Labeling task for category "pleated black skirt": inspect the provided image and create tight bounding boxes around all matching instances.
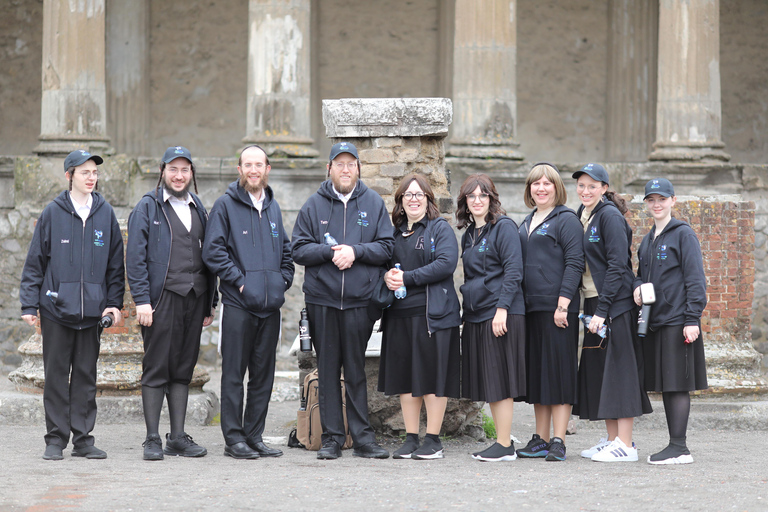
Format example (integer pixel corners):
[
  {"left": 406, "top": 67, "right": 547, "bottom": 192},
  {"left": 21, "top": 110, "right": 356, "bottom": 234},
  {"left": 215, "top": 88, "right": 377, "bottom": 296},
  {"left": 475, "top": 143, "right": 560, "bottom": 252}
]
[
  {"left": 461, "top": 313, "right": 526, "bottom": 403},
  {"left": 377, "top": 314, "right": 461, "bottom": 398},
  {"left": 644, "top": 323, "right": 708, "bottom": 392},
  {"left": 524, "top": 311, "right": 579, "bottom": 405},
  {"left": 572, "top": 298, "right": 653, "bottom": 420}
]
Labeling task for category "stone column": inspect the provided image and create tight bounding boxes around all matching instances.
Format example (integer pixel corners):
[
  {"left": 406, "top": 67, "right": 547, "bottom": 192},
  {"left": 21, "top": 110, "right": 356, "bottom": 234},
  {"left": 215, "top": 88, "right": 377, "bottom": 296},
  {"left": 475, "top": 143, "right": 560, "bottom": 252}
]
[
  {"left": 606, "top": 0, "right": 658, "bottom": 162},
  {"left": 35, "top": 0, "right": 110, "bottom": 156},
  {"left": 106, "top": 0, "right": 150, "bottom": 156},
  {"left": 649, "top": 0, "right": 730, "bottom": 162},
  {"left": 448, "top": 0, "right": 523, "bottom": 160},
  {"left": 243, "top": 0, "right": 318, "bottom": 158}
]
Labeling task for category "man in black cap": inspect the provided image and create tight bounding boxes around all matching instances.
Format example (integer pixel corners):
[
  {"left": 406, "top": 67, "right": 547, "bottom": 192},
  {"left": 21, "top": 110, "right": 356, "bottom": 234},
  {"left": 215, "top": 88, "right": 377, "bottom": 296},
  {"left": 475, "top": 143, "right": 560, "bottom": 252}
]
[
  {"left": 203, "top": 144, "right": 294, "bottom": 459},
  {"left": 291, "top": 142, "right": 394, "bottom": 460},
  {"left": 127, "top": 146, "right": 217, "bottom": 460},
  {"left": 20, "top": 149, "right": 125, "bottom": 461}
]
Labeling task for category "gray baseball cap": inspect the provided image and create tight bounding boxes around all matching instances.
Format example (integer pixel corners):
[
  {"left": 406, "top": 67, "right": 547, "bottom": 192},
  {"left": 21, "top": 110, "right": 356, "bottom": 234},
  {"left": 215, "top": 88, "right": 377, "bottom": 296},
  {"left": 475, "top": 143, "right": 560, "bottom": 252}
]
[
  {"left": 329, "top": 142, "right": 359, "bottom": 161},
  {"left": 572, "top": 163, "right": 609, "bottom": 185},
  {"left": 162, "top": 146, "right": 193, "bottom": 164},
  {"left": 64, "top": 149, "right": 103, "bottom": 172},
  {"left": 644, "top": 178, "right": 675, "bottom": 199}
]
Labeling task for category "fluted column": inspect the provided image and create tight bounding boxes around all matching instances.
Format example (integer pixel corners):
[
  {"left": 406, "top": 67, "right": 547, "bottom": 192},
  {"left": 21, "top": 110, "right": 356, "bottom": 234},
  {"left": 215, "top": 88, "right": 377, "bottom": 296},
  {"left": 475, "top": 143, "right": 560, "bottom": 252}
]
[
  {"left": 243, "top": 0, "right": 317, "bottom": 157},
  {"left": 447, "top": 0, "right": 523, "bottom": 160},
  {"left": 35, "top": 0, "right": 110, "bottom": 156},
  {"left": 649, "top": 0, "right": 729, "bottom": 162}
]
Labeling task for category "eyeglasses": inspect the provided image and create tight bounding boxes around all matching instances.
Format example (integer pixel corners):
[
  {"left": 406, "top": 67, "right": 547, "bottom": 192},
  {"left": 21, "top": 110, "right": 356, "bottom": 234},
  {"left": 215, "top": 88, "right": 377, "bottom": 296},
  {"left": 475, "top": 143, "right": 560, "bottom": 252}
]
[
  {"left": 403, "top": 192, "right": 425, "bottom": 201},
  {"left": 242, "top": 162, "right": 267, "bottom": 170},
  {"left": 332, "top": 161, "right": 358, "bottom": 170},
  {"left": 166, "top": 167, "right": 191, "bottom": 175},
  {"left": 76, "top": 171, "right": 99, "bottom": 179},
  {"left": 467, "top": 193, "right": 489, "bottom": 203}
]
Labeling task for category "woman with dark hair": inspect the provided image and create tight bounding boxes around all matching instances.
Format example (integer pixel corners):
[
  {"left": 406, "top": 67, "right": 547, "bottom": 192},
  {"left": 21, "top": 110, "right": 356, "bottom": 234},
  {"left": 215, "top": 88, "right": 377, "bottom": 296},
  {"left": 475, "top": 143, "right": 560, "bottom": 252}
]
[
  {"left": 570, "top": 163, "right": 651, "bottom": 463},
  {"left": 635, "top": 178, "right": 707, "bottom": 465},
  {"left": 456, "top": 173, "right": 526, "bottom": 462},
  {"left": 516, "top": 163, "right": 584, "bottom": 462},
  {"left": 378, "top": 174, "right": 461, "bottom": 460}
]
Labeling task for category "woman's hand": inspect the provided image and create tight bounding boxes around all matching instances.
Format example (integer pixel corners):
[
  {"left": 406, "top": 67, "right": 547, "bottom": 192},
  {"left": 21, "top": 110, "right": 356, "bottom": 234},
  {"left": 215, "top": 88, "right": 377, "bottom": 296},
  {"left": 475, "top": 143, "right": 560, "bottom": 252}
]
[
  {"left": 589, "top": 314, "right": 605, "bottom": 334},
  {"left": 633, "top": 286, "right": 642, "bottom": 306},
  {"left": 492, "top": 308, "right": 508, "bottom": 337},
  {"left": 384, "top": 268, "right": 404, "bottom": 291},
  {"left": 554, "top": 298, "right": 570, "bottom": 328},
  {"left": 683, "top": 325, "right": 700, "bottom": 344}
]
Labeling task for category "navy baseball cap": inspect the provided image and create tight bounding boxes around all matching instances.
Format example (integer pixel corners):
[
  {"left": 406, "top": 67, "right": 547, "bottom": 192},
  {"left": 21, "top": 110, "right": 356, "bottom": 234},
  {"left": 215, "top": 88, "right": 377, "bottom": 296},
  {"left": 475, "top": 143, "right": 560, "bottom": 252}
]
[
  {"left": 64, "top": 149, "right": 103, "bottom": 172},
  {"left": 162, "top": 146, "right": 193, "bottom": 164},
  {"left": 644, "top": 178, "right": 675, "bottom": 199},
  {"left": 572, "top": 163, "right": 609, "bottom": 185},
  {"left": 329, "top": 142, "right": 359, "bottom": 161}
]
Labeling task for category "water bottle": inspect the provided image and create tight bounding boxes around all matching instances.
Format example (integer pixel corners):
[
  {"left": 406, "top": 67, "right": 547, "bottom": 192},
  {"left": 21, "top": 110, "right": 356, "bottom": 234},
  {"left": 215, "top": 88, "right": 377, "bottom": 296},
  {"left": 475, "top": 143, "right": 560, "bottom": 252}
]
[
  {"left": 578, "top": 314, "right": 607, "bottom": 339},
  {"left": 324, "top": 233, "right": 339, "bottom": 246},
  {"left": 46, "top": 290, "right": 58, "bottom": 303},
  {"left": 299, "top": 308, "right": 312, "bottom": 352},
  {"left": 394, "top": 263, "right": 407, "bottom": 299}
]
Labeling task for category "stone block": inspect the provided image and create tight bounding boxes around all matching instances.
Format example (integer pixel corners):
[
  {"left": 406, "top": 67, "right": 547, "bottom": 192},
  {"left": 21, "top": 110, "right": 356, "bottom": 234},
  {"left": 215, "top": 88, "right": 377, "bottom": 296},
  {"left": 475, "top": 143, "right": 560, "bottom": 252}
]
[
  {"left": 367, "top": 178, "right": 394, "bottom": 196},
  {"left": 395, "top": 147, "right": 419, "bottom": 163},
  {"left": 375, "top": 137, "right": 403, "bottom": 148},
  {"left": 360, "top": 149, "right": 394, "bottom": 164},
  {"left": 323, "top": 98, "right": 453, "bottom": 138},
  {"left": 380, "top": 163, "right": 407, "bottom": 177},
  {"left": 361, "top": 163, "right": 381, "bottom": 178}
]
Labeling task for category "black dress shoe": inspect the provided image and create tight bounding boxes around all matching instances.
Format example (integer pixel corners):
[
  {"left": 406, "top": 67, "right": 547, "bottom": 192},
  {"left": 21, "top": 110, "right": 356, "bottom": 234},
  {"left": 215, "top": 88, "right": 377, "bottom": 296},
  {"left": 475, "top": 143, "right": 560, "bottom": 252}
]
[
  {"left": 317, "top": 439, "right": 341, "bottom": 460},
  {"left": 71, "top": 445, "right": 107, "bottom": 459},
  {"left": 248, "top": 441, "right": 283, "bottom": 457},
  {"left": 224, "top": 442, "right": 260, "bottom": 459},
  {"left": 43, "top": 444, "right": 63, "bottom": 461},
  {"left": 353, "top": 442, "right": 390, "bottom": 459}
]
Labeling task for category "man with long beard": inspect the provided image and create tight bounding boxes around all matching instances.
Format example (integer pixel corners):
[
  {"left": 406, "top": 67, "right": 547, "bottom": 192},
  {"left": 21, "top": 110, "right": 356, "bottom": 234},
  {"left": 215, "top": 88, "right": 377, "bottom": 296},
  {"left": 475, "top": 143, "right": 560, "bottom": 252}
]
[
  {"left": 292, "top": 142, "right": 394, "bottom": 460},
  {"left": 203, "top": 144, "right": 294, "bottom": 459},
  {"left": 127, "top": 146, "right": 217, "bottom": 460}
]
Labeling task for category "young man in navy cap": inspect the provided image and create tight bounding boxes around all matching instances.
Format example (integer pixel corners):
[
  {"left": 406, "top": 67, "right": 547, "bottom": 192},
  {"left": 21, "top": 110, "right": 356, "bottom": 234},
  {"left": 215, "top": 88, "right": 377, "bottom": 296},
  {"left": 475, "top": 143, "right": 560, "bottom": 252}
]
[
  {"left": 127, "top": 146, "right": 217, "bottom": 460},
  {"left": 20, "top": 149, "right": 125, "bottom": 460},
  {"left": 291, "top": 142, "right": 394, "bottom": 459}
]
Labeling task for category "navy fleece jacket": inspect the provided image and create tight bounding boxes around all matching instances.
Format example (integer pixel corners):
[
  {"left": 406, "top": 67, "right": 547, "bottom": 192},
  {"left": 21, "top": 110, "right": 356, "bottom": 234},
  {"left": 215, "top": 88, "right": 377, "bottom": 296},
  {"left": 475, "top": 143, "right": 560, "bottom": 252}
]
[
  {"left": 519, "top": 205, "right": 584, "bottom": 313},
  {"left": 634, "top": 218, "right": 707, "bottom": 329}
]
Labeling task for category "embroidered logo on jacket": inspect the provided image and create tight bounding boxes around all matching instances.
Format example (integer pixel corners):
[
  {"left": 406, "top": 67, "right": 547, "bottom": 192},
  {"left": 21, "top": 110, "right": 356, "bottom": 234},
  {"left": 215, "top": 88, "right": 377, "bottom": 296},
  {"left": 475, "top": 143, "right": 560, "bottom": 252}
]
[
  {"left": 357, "top": 211, "right": 369, "bottom": 227},
  {"left": 270, "top": 222, "right": 279, "bottom": 238},
  {"left": 656, "top": 244, "right": 668, "bottom": 260},
  {"left": 536, "top": 223, "right": 549, "bottom": 236},
  {"left": 588, "top": 226, "right": 601, "bottom": 243},
  {"left": 94, "top": 230, "right": 105, "bottom": 247},
  {"left": 415, "top": 236, "right": 424, "bottom": 250},
  {"left": 478, "top": 238, "right": 488, "bottom": 253},
  {"left": 430, "top": 237, "right": 436, "bottom": 253}
]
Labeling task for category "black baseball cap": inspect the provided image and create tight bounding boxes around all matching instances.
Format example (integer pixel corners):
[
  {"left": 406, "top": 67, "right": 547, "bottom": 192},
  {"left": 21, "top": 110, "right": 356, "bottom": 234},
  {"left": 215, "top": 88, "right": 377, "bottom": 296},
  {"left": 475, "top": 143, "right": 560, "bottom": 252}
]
[
  {"left": 644, "top": 178, "right": 675, "bottom": 199},
  {"left": 329, "top": 142, "right": 359, "bottom": 161},
  {"left": 162, "top": 146, "right": 193, "bottom": 164},
  {"left": 572, "top": 163, "right": 609, "bottom": 185},
  {"left": 64, "top": 149, "right": 103, "bottom": 172}
]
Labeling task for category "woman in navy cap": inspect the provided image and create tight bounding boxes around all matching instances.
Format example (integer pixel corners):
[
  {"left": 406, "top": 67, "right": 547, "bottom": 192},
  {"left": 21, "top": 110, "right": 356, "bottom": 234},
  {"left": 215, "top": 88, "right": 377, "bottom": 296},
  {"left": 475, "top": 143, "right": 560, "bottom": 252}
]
[
  {"left": 635, "top": 178, "right": 707, "bottom": 464},
  {"left": 571, "top": 163, "right": 651, "bottom": 463}
]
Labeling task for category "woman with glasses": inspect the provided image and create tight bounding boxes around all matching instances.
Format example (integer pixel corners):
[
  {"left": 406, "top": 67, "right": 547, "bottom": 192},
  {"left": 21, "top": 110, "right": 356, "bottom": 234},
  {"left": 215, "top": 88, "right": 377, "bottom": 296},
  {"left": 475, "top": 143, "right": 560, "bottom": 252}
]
[
  {"left": 456, "top": 174, "right": 526, "bottom": 462},
  {"left": 570, "top": 164, "right": 651, "bottom": 463},
  {"left": 516, "top": 163, "right": 583, "bottom": 462},
  {"left": 378, "top": 174, "right": 461, "bottom": 460}
]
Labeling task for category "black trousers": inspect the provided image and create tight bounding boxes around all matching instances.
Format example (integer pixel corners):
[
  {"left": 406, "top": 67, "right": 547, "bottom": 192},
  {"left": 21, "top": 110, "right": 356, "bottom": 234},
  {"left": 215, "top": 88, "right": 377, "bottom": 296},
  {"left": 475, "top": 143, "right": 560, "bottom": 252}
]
[
  {"left": 306, "top": 304, "right": 376, "bottom": 448},
  {"left": 141, "top": 290, "right": 206, "bottom": 387},
  {"left": 220, "top": 306, "right": 280, "bottom": 446},
  {"left": 41, "top": 316, "right": 100, "bottom": 448}
]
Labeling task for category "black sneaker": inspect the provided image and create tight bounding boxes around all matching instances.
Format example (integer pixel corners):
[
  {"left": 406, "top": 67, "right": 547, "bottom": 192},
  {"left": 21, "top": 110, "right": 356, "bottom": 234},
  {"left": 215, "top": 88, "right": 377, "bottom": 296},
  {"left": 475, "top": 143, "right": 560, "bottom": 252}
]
[
  {"left": 353, "top": 442, "right": 390, "bottom": 459},
  {"left": 472, "top": 442, "right": 517, "bottom": 462},
  {"left": 43, "top": 444, "right": 63, "bottom": 461},
  {"left": 143, "top": 434, "right": 164, "bottom": 461},
  {"left": 71, "top": 445, "right": 107, "bottom": 459},
  {"left": 411, "top": 437, "right": 444, "bottom": 460},
  {"left": 545, "top": 437, "right": 566, "bottom": 461},
  {"left": 393, "top": 435, "right": 420, "bottom": 460},
  {"left": 648, "top": 438, "right": 693, "bottom": 465},
  {"left": 317, "top": 439, "right": 342, "bottom": 460},
  {"left": 164, "top": 433, "right": 207, "bottom": 457},
  {"left": 516, "top": 434, "right": 549, "bottom": 458}
]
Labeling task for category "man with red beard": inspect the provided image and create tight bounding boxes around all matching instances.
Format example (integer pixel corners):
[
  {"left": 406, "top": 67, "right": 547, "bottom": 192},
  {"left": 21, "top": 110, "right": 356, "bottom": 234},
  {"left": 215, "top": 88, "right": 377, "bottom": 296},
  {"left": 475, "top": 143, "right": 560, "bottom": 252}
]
[
  {"left": 127, "top": 146, "right": 217, "bottom": 460},
  {"left": 292, "top": 142, "right": 394, "bottom": 459},
  {"left": 203, "top": 145, "right": 294, "bottom": 459}
]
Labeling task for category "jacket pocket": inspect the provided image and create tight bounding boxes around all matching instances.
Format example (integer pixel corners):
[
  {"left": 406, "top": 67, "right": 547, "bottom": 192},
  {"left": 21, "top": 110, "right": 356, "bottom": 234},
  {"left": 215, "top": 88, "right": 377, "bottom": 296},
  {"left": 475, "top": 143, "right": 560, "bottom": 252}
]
[
  {"left": 524, "top": 264, "right": 557, "bottom": 296},
  {"left": 460, "top": 278, "right": 495, "bottom": 312},
  {"left": 82, "top": 281, "right": 106, "bottom": 318},
  {"left": 54, "top": 281, "right": 82, "bottom": 322},
  {"left": 242, "top": 270, "right": 286, "bottom": 311}
]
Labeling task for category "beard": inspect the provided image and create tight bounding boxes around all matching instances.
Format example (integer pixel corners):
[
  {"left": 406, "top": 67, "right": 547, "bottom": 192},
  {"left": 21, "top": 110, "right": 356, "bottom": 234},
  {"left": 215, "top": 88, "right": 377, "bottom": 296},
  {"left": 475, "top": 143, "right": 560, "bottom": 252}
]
[
  {"left": 240, "top": 173, "right": 268, "bottom": 195},
  {"left": 163, "top": 175, "right": 191, "bottom": 199},
  {"left": 331, "top": 174, "right": 357, "bottom": 195}
]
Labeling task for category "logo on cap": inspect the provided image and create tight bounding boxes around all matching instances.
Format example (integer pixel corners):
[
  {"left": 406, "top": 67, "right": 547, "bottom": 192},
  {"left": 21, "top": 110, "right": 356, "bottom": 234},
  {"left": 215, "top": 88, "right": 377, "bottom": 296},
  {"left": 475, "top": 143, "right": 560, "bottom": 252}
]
[
  {"left": 651, "top": 180, "right": 660, "bottom": 189},
  {"left": 175, "top": 147, "right": 184, "bottom": 154}
]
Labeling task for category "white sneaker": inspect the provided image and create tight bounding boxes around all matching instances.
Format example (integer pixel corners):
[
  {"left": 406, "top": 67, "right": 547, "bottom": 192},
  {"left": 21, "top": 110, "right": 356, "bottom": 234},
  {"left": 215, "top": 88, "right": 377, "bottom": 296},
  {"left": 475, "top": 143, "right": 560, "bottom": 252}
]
[
  {"left": 591, "top": 438, "right": 638, "bottom": 462},
  {"left": 580, "top": 437, "right": 610, "bottom": 458}
]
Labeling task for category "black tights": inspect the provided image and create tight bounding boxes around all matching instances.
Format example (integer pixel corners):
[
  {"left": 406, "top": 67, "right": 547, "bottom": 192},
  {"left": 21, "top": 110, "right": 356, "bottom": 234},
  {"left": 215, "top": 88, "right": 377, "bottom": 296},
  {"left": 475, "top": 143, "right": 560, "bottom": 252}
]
[
  {"left": 662, "top": 391, "right": 690, "bottom": 439},
  {"left": 142, "top": 383, "right": 189, "bottom": 437}
]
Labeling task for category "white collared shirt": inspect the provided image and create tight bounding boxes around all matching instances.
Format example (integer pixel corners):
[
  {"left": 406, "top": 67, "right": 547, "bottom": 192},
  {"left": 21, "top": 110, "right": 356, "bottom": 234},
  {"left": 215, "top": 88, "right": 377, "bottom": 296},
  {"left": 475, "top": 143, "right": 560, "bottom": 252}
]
[
  {"left": 249, "top": 190, "right": 265, "bottom": 213},
  {"left": 332, "top": 185, "right": 353, "bottom": 205},
  {"left": 69, "top": 192, "right": 93, "bottom": 226},
  {"left": 163, "top": 189, "right": 194, "bottom": 231}
]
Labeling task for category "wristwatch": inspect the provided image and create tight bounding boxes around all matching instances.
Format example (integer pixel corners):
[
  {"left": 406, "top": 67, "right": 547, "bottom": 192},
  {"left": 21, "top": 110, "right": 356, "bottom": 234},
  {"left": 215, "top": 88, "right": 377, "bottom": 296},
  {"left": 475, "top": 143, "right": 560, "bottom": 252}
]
[{"left": 556, "top": 306, "right": 568, "bottom": 313}]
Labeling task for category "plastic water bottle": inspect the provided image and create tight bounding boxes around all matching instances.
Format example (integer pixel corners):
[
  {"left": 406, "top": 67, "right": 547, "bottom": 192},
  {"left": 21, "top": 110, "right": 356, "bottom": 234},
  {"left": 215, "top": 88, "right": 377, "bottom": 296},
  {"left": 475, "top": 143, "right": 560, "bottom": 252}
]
[
  {"left": 578, "top": 314, "right": 607, "bottom": 338},
  {"left": 46, "top": 290, "right": 58, "bottom": 303},
  {"left": 394, "top": 263, "right": 407, "bottom": 299},
  {"left": 324, "top": 232, "right": 339, "bottom": 246}
]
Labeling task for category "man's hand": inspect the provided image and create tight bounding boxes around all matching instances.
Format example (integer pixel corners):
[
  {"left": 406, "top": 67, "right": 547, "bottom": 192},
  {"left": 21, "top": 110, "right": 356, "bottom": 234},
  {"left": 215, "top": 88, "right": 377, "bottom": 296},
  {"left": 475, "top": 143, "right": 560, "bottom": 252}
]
[
  {"left": 203, "top": 308, "right": 215, "bottom": 327},
  {"left": 136, "top": 304, "right": 153, "bottom": 327},
  {"left": 21, "top": 314, "right": 37, "bottom": 327},
  {"left": 103, "top": 307, "right": 122, "bottom": 326},
  {"left": 332, "top": 245, "right": 356, "bottom": 270}
]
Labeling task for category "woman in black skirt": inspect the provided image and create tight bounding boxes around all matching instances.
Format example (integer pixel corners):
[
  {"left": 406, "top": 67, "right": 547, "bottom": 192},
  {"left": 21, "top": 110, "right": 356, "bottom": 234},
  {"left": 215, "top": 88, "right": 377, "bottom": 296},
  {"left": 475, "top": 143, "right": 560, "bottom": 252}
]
[
  {"left": 378, "top": 174, "right": 461, "bottom": 460},
  {"left": 516, "top": 163, "right": 584, "bottom": 462},
  {"left": 570, "top": 163, "right": 651, "bottom": 462},
  {"left": 634, "top": 178, "right": 708, "bottom": 465},
  {"left": 457, "top": 173, "right": 526, "bottom": 462}
]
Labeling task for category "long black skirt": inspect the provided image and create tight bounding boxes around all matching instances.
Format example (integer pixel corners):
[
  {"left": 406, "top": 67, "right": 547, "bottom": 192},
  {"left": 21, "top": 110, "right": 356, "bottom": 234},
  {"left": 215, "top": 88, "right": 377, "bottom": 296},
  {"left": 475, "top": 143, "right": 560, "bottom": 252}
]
[
  {"left": 377, "top": 314, "right": 461, "bottom": 398},
  {"left": 572, "top": 298, "right": 653, "bottom": 420},
  {"left": 524, "top": 311, "right": 579, "bottom": 405},
  {"left": 461, "top": 314, "right": 526, "bottom": 403},
  {"left": 644, "top": 323, "right": 708, "bottom": 392}
]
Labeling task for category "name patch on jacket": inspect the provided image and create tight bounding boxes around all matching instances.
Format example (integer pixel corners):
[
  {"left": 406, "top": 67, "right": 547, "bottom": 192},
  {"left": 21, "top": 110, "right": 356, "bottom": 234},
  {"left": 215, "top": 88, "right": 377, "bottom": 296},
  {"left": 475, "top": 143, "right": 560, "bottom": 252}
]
[
  {"left": 656, "top": 244, "right": 668, "bottom": 260},
  {"left": 588, "top": 226, "right": 600, "bottom": 243},
  {"left": 535, "top": 223, "right": 549, "bottom": 236},
  {"left": 61, "top": 239, "right": 70, "bottom": 244},
  {"left": 94, "top": 230, "right": 105, "bottom": 247},
  {"left": 357, "top": 211, "right": 369, "bottom": 227}
]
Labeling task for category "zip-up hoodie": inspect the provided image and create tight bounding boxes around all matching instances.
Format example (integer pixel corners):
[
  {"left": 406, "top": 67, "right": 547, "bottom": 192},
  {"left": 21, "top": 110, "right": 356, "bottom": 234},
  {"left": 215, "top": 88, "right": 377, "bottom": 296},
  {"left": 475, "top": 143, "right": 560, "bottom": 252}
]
[
  {"left": 20, "top": 191, "right": 125, "bottom": 329},
  {"left": 460, "top": 216, "right": 525, "bottom": 323},
  {"left": 634, "top": 218, "right": 707, "bottom": 329},
  {"left": 519, "top": 205, "right": 584, "bottom": 313},
  {"left": 576, "top": 199, "right": 635, "bottom": 319},
  {"left": 126, "top": 187, "right": 218, "bottom": 316},
  {"left": 397, "top": 216, "right": 461, "bottom": 332},
  {"left": 291, "top": 179, "right": 394, "bottom": 309},
  {"left": 203, "top": 181, "right": 294, "bottom": 316}
]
